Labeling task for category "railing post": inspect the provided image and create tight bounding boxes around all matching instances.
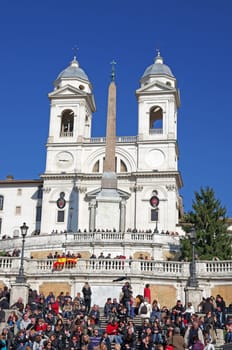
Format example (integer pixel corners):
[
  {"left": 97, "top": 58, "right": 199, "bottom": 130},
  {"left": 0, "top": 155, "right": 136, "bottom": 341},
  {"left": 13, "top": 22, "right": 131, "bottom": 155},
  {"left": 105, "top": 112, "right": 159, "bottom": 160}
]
[{"left": 130, "top": 260, "right": 141, "bottom": 274}]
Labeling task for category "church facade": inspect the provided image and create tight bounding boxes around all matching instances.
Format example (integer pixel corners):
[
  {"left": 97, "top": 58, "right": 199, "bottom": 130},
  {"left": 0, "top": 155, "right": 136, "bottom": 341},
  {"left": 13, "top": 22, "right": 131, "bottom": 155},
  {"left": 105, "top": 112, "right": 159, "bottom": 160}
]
[{"left": 0, "top": 52, "right": 184, "bottom": 243}]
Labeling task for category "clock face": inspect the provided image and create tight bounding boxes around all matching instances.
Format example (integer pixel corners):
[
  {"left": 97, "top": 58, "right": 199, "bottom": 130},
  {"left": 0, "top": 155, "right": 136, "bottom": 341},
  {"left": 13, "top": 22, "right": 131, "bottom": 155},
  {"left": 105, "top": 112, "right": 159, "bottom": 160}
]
[
  {"left": 56, "top": 151, "right": 73, "bottom": 168},
  {"left": 57, "top": 193, "right": 66, "bottom": 209},
  {"left": 150, "top": 195, "right": 159, "bottom": 208}
]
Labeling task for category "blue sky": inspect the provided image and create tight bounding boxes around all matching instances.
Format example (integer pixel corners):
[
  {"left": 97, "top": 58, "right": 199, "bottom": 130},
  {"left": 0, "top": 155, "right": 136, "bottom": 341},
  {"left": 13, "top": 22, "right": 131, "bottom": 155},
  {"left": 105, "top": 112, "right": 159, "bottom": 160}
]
[{"left": 0, "top": 0, "right": 232, "bottom": 215}]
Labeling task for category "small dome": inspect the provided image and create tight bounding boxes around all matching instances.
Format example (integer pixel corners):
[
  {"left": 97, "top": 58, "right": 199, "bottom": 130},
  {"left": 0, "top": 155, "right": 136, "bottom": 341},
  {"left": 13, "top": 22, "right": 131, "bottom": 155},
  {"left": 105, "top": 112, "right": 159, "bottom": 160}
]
[
  {"left": 56, "top": 56, "right": 89, "bottom": 82},
  {"left": 142, "top": 52, "right": 174, "bottom": 79}
]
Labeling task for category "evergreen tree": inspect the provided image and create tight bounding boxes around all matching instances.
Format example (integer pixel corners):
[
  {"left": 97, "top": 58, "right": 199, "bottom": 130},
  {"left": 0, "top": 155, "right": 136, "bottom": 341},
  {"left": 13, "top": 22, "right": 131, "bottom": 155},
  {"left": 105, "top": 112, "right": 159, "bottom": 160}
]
[{"left": 180, "top": 186, "right": 232, "bottom": 260}]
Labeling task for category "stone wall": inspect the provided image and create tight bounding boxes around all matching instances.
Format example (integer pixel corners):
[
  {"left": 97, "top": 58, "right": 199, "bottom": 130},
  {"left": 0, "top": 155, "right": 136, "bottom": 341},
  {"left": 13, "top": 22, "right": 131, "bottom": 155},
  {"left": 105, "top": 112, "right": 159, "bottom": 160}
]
[
  {"left": 150, "top": 284, "right": 177, "bottom": 308},
  {"left": 212, "top": 285, "right": 232, "bottom": 305},
  {"left": 39, "top": 282, "right": 71, "bottom": 297}
]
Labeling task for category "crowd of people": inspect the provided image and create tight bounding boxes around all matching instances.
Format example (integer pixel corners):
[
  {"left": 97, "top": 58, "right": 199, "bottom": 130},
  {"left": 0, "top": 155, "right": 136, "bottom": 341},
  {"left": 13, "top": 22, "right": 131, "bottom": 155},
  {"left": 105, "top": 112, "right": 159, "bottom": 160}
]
[
  {"left": 48, "top": 229, "right": 179, "bottom": 236},
  {"left": 47, "top": 252, "right": 83, "bottom": 260},
  {"left": 0, "top": 249, "right": 20, "bottom": 257},
  {"left": 47, "top": 251, "right": 157, "bottom": 261},
  {"left": 0, "top": 282, "right": 232, "bottom": 350}
]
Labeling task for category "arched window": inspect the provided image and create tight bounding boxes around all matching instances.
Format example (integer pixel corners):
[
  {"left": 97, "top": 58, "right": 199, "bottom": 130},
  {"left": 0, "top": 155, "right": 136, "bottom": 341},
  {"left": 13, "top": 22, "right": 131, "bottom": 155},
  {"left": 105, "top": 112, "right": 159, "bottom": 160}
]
[
  {"left": 92, "top": 157, "right": 128, "bottom": 173},
  {"left": 0, "top": 195, "right": 4, "bottom": 210},
  {"left": 149, "top": 106, "right": 163, "bottom": 134},
  {"left": 92, "top": 160, "right": 100, "bottom": 172},
  {"left": 120, "top": 159, "right": 127, "bottom": 172},
  {"left": 60, "top": 109, "right": 74, "bottom": 137}
]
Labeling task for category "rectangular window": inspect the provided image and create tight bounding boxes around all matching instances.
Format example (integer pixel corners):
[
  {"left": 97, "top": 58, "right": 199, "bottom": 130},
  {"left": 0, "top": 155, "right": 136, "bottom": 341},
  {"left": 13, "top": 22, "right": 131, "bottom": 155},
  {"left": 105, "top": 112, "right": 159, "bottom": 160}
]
[
  {"left": 36, "top": 206, "right": 42, "bottom": 222},
  {"left": 17, "top": 189, "right": 22, "bottom": 196},
  {"left": 0, "top": 218, "right": 2, "bottom": 234},
  {"left": 151, "top": 209, "right": 159, "bottom": 222},
  {"left": 57, "top": 210, "right": 65, "bottom": 222},
  {"left": 15, "top": 206, "right": 21, "bottom": 215},
  {"left": 0, "top": 196, "right": 4, "bottom": 210}
]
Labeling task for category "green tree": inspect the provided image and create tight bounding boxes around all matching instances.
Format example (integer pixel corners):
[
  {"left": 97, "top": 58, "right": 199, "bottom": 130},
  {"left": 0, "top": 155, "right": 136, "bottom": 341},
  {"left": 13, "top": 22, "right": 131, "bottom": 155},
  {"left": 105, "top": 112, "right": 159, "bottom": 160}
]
[{"left": 180, "top": 186, "right": 232, "bottom": 260}]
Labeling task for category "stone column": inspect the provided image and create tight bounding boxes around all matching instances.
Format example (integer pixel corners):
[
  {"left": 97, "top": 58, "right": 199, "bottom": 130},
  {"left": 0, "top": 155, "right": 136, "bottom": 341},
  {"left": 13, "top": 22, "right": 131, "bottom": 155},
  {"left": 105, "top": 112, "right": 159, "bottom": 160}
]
[
  {"left": 120, "top": 199, "right": 126, "bottom": 232},
  {"left": 89, "top": 200, "right": 96, "bottom": 232}
]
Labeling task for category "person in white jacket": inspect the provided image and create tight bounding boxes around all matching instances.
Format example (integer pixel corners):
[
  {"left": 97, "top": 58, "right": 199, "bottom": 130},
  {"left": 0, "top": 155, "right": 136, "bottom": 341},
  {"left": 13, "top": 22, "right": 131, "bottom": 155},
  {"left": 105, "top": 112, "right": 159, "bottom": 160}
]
[
  {"left": 138, "top": 297, "right": 152, "bottom": 323},
  {"left": 183, "top": 302, "right": 195, "bottom": 323}
]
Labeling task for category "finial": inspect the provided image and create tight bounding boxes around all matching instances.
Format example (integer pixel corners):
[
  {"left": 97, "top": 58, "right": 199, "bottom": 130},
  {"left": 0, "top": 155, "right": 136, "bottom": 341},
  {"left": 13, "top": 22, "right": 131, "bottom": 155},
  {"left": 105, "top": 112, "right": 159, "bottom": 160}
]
[
  {"left": 154, "top": 48, "right": 163, "bottom": 64},
  {"left": 72, "top": 45, "right": 79, "bottom": 60},
  {"left": 110, "top": 59, "right": 117, "bottom": 81}
]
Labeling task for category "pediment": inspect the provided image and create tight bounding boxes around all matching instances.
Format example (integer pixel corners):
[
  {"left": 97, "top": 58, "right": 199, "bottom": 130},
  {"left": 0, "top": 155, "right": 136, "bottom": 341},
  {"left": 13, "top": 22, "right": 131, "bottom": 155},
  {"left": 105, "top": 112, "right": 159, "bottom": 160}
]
[
  {"left": 48, "top": 85, "right": 86, "bottom": 98},
  {"left": 136, "top": 81, "right": 175, "bottom": 94}
]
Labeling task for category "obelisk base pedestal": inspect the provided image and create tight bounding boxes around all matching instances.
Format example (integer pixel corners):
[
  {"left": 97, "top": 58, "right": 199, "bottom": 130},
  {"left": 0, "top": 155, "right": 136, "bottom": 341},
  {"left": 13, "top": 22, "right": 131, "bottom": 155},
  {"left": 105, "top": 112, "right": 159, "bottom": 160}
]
[
  {"left": 10, "top": 282, "right": 29, "bottom": 306},
  {"left": 184, "top": 286, "right": 203, "bottom": 312}
]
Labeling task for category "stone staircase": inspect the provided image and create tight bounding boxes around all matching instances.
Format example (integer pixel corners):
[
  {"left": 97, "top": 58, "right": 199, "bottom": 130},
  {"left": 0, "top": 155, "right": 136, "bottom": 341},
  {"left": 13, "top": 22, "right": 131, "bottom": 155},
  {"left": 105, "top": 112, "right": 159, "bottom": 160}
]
[
  {"left": 0, "top": 308, "right": 227, "bottom": 349},
  {"left": 98, "top": 309, "right": 142, "bottom": 349}
]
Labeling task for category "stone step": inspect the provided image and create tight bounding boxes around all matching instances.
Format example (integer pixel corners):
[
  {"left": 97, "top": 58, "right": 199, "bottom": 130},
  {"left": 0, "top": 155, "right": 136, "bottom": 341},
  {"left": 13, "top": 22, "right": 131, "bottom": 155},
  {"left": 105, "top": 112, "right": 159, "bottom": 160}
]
[{"left": 215, "top": 328, "right": 225, "bottom": 347}]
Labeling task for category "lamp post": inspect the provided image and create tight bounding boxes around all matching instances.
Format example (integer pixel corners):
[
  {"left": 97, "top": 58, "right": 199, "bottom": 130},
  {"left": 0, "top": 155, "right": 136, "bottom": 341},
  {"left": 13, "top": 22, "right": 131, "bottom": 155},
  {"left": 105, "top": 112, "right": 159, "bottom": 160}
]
[
  {"left": 154, "top": 208, "right": 159, "bottom": 233},
  {"left": 69, "top": 206, "right": 74, "bottom": 232},
  {"left": 188, "top": 227, "right": 198, "bottom": 288},
  {"left": 16, "top": 222, "right": 28, "bottom": 283},
  {"left": 130, "top": 184, "right": 143, "bottom": 231}
]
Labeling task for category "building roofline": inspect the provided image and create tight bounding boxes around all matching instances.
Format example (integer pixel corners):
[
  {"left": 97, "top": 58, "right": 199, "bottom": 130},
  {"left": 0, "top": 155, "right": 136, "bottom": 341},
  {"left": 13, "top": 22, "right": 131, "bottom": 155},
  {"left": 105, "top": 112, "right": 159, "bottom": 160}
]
[{"left": 0, "top": 179, "right": 42, "bottom": 186}]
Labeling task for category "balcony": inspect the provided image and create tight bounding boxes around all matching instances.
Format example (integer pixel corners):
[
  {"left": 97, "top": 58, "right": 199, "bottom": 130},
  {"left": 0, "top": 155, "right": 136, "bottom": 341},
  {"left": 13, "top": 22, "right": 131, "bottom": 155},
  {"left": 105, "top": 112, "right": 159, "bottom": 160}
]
[
  {"left": 60, "top": 131, "right": 73, "bottom": 137},
  {"left": 149, "top": 128, "right": 163, "bottom": 134}
]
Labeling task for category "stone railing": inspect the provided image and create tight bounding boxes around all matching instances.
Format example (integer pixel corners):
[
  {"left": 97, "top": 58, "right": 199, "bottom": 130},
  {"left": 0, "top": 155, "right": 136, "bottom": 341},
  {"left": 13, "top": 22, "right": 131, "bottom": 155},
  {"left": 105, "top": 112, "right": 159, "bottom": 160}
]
[
  {"left": 196, "top": 260, "right": 232, "bottom": 275},
  {"left": 0, "top": 232, "right": 180, "bottom": 252},
  {"left": 0, "top": 257, "right": 13, "bottom": 269},
  {"left": 73, "top": 232, "right": 95, "bottom": 241},
  {"left": 60, "top": 131, "right": 73, "bottom": 137},
  {"left": 1, "top": 257, "right": 232, "bottom": 281},
  {"left": 73, "top": 232, "right": 125, "bottom": 241},
  {"left": 149, "top": 128, "right": 163, "bottom": 134},
  {"left": 131, "top": 232, "right": 153, "bottom": 241},
  {"left": 89, "top": 136, "right": 138, "bottom": 143}
]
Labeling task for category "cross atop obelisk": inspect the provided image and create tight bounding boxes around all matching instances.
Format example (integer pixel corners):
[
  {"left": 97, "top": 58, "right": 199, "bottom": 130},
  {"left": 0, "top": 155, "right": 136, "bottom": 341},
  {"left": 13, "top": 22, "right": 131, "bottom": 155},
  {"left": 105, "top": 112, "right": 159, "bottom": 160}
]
[
  {"left": 101, "top": 60, "right": 117, "bottom": 189},
  {"left": 110, "top": 59, "right": 116, "bottom": 81}
]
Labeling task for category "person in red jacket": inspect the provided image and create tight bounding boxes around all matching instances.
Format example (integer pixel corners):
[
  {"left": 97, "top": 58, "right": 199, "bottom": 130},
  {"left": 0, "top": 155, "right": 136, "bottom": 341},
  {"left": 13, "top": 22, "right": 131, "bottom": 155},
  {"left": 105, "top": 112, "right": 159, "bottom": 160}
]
[
  {"left": 48, "top": 297, "right": 60, "bottom": 315},
  {"left": 35, "top": 318, "right": 48, "bottom": 332},
  {"left": 144, "top": 284, "right": 151, "bottom": 304},
  {"left": 106, "top": 319, "right": 119, "bottom": 342}
]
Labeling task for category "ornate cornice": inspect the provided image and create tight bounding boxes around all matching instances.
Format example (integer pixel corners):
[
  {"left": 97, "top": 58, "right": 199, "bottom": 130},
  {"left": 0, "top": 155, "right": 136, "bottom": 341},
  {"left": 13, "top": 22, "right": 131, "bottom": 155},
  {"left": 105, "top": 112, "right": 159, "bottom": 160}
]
[{"left": 41, "top": 171, "right": 183, "bottom": 188}]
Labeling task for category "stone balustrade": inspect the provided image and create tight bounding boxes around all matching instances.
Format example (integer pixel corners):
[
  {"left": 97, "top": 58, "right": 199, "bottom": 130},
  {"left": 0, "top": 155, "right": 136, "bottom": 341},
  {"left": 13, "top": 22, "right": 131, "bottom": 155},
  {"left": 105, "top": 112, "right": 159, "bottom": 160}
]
[
  {"left": 89, "top": 136, "right": 138, "bottom": 143},
  {"left": 0, "top": 232, "right": 180, "bottom": 260},
  {"left": 1, "top": 257, "right": 232, "bottom": 281},
  {"left": 196, "top": 260, "right": 232, "bottom": 274}
]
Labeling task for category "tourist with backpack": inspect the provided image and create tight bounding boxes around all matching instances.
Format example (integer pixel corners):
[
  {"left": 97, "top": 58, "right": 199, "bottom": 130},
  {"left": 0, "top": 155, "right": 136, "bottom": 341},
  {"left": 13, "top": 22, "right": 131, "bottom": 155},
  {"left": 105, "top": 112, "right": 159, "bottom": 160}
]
[{"left": 138, "top": 297, "right": 152, "bottom": 323}]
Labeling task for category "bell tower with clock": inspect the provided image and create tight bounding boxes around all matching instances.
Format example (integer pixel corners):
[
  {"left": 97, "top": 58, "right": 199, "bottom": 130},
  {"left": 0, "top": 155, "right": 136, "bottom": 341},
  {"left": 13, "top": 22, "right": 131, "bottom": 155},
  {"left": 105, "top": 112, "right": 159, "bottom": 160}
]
[
  {"left": 44, "top": 55, "right": 96, "bottom": 174},
  {"left": 135, "top": 51, "right": 182, "bottom": 232},
  {"left": 40, "top": 55, "right": 96, "bottom": 234}
]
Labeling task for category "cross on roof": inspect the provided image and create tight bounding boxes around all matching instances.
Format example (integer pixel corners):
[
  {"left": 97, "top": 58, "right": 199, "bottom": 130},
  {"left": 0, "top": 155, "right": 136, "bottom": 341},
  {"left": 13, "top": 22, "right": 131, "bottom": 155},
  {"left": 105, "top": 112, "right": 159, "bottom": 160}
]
[
  {"left": 156, "top": 48, "right": 160, "bottom": 57},
  {"left": 72, "top": 45, "right": 79, "bottom": 59}
]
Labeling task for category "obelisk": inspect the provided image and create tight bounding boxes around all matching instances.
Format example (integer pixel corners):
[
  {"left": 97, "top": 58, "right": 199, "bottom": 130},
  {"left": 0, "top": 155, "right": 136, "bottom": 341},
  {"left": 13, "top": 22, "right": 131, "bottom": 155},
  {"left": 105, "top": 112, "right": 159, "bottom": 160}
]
[
  {"left": 101, "top": 60, "right": 117, "bottom": 189},
  {"left": 95, "top": 61, "right": 121, "bottom": 231}
]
